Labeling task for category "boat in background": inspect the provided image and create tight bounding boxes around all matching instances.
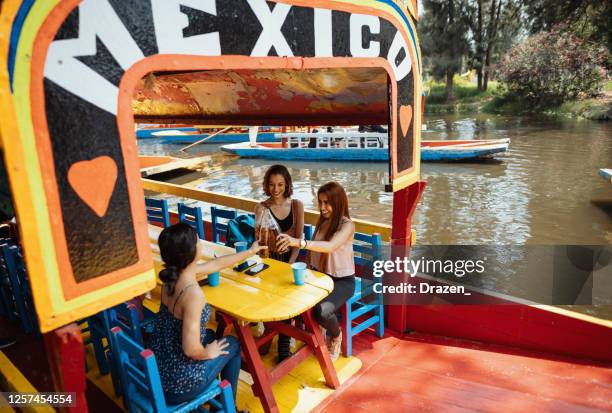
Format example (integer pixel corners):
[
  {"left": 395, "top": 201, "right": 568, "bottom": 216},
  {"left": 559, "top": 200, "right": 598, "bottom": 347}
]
[
  {"left": 136, "top": 125, "right": 194, "bottom": 139},
  {"left": 221, "top": 134, "right": 510, "bottom": 162},
  {"left": 138, "top": 155, "right": 209, "bottom": 177},
  {"left": 421, "top": 138, "right": 510, "bottom": 161},
  {"left": 600, "top": 168, "right": 612, "bottom": 184},
  {"left": 136, "top": 125, "right": 280, "bottom": 144}
]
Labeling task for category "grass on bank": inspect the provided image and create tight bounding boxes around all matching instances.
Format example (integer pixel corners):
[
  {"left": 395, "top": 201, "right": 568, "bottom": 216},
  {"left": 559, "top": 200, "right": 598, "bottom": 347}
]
[
  {"left": 425, "top": 76, "right": 611, "bottom": 120},
  {"left": 424, "top": 76, "right": 500, "bottom": 113},
  {"left": 424, "top": 76, "right": 499, "bottom": 104}
]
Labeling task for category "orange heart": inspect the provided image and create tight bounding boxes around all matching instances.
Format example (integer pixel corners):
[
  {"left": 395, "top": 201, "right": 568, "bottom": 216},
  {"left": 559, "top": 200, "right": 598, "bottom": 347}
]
[
  {"left": 399, "top": 105, "right": 413, "bottom": 137},
  {"left": 68, "top": 156, "right": 117, "bottom": 217}
]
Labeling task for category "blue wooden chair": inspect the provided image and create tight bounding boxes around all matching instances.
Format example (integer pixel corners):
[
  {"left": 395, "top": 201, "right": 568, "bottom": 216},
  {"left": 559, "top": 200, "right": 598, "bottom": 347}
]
[
  {"left": 0, "top": 243, "right": 38, "bottom": 335},
  {"left": 340, "top": 232, "right": 384, "bottom": 357},
  {"left": 211, "top": 207, "right": 237, "bottom": 244},
  {"left": 111, "top": 327, "right": 236, "bottom": 413},
  {"left": 86, "top": 301, "right": 157, "bottom": 391},
  {"left": 177, "top": 203, "right": 205, "bottom": 239},
  {"left": 106, "top": 301, "right": 159, "bottom": 396},
  {"left": 146, "top": 197, "right": 171, "bottom": 227}
]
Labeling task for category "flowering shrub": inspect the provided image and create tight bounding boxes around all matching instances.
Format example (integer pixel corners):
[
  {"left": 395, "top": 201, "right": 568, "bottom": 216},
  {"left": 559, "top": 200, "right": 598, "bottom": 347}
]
[{"left": 498, "top": 29, "right": 608, "bottom": 105}]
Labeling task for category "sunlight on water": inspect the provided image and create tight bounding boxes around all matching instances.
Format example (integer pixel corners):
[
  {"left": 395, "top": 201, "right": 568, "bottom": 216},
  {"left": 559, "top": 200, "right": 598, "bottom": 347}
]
[{"left": 139, "top": 114, "right": 612, "bottom": 245}]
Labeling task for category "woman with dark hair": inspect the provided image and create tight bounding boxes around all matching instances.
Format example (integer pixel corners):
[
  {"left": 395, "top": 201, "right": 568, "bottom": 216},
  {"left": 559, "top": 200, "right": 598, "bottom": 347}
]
[
  {"left": 150, "top": 223, "right": 265, "bottom": 406},
  {"left": 254, "top": 164, "right": 304, "bottom": 361},
  {"left": 276, "top": 182, "right": 355, "bottom": 360},
  {"left": 254, "top": 164, "right": 304, "bottom": 264}
]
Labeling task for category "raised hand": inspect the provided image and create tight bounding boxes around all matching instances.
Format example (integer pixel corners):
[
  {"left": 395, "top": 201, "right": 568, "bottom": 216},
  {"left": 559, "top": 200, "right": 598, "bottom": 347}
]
[
  {"left": 276, "top": 233, "right": 296, "bottom": 252},
  {"left": 206, "top": 338, "right": 230, "bottom": 359},
  {"left": 248, "top": 240, "right": 268, "bottom": 254}
]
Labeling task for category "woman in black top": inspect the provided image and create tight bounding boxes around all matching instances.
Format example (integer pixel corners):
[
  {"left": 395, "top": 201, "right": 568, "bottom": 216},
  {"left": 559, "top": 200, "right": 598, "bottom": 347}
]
[
  {"left": 254, "top": 165, "right": 304, "bottom": 264},
  {"left": 254, "top": 165, "right": 304, "bottom": 362}
]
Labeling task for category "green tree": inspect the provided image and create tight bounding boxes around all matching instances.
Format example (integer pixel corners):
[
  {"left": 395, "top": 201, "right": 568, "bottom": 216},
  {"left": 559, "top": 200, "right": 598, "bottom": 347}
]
[
  {"left": 419, "top": 0, "right": 471, "bottom": 101},
  {"left": 524, "top": 0, "right": 612, "bottom": 52},
  {"left": 464, "top": 0, "right": 524, "bottom": 91}
]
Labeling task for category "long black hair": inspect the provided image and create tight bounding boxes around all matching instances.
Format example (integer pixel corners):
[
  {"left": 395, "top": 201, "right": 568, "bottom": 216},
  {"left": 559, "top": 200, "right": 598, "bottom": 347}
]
[{"left": 158, "top": 223, "right": 198, "bottom": 295}]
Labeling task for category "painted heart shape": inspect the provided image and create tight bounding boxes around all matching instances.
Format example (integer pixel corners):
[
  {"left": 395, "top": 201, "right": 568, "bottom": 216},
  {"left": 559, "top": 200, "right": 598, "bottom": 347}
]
[
  {"left": 68, "top": 156, "right": 117, "bottom": 218},
  {"left": 399, "top": 105, "right": 413, "bottom": 137}
]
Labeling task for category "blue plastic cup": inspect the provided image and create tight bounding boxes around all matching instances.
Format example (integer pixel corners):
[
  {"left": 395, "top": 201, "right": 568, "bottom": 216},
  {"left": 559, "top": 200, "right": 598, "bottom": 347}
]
[
  {"left": 208, "top": 272, "right": 220, "bottom": 287},
  {"left": 291, "top": 262, "right": 307, "bottom": 286},
  {"left": 234, "top": 241, "right": 247, "bottom": 252},
  {"left": 234, "top": 242, "right": 248, "bottom": 271}
]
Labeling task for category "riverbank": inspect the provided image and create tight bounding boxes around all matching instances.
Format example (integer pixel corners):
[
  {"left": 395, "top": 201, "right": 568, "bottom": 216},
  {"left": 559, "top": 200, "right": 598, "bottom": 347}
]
[{"left": 425, "top": 79, "right": 612, "bottom": 120}]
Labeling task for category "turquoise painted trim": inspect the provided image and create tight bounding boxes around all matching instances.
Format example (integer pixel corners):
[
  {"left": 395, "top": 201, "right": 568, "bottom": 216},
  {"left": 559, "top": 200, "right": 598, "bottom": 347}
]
[
  {"left": 221, "top": 146, "right": 507, "bottom": 162},
  {"left": 137, "top": 128, "right": 279, "bottom": 144},
  {"left": 136, "top": 127, "right": 196, "bottom": 139},
  {"left": 421, "top": 147, "right": 507, "bottom": 161},
  {"left": 160, "top": 132, "right": 278, "bottom": 144},
  {"left": 222, "top": 146, "right": 388, "bottom": 161}
]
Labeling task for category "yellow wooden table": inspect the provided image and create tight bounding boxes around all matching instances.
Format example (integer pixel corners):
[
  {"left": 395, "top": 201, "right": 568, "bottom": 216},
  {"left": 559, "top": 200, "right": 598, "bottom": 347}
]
[{"left": 148, "top": 225, "right": 339, "bottom": 413}]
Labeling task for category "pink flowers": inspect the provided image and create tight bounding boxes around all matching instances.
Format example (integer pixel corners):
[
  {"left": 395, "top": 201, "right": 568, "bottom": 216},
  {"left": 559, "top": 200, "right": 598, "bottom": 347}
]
[{"left": 498, "top": 29, "right": 609, "bottom": 104}]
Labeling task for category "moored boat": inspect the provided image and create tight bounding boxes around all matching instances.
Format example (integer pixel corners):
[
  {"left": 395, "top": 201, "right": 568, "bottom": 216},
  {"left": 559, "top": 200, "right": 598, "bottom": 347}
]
[
  {"left": 600, "top": 168, "right": 612, "bottom": 184},
  {"left": 138, "top": 155, "right": 209, "bottom": 177},
  {"left": 221, "top": 135, "right": 510, "bottom": 162},
  {"left": 136, "top": 126, "right": 280, "bottom": 144}
]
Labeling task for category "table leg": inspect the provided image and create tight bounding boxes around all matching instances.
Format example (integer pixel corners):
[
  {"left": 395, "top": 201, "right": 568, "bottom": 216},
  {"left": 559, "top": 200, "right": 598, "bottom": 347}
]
[
  {"left": 233, "top": 320, "right": 279, "bottom": 413},
  {"left": 301, "top": 309, "right": 340, "bottom": 389}
]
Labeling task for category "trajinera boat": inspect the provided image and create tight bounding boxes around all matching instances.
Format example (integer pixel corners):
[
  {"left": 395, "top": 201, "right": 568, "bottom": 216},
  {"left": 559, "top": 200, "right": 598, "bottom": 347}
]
[
  {"left": 600, "top": 168, "right": 612, "bottom": 184},
  {"left": 221, "top": 132, "right": 510, "bottom": 162},
  {"left": 136, "top": 126, "right": 280, "bottom": 144}
]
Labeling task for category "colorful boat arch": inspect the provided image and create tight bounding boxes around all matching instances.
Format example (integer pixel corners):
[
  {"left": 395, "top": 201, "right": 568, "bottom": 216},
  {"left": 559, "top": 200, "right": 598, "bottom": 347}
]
[{"left": 0, "top": 0, "right": 423, "bottom": 332}]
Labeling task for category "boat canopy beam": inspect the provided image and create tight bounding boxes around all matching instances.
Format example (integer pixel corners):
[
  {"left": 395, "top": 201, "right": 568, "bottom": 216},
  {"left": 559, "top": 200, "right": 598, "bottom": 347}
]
[{"left": 132, "top": 67, "right": 389, "bottom": 126}]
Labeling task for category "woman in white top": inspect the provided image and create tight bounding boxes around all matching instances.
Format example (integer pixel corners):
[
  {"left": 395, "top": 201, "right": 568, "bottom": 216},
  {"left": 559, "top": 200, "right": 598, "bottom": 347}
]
[{"left": 276, "top": 182, "right": 355, "bottom": 360}]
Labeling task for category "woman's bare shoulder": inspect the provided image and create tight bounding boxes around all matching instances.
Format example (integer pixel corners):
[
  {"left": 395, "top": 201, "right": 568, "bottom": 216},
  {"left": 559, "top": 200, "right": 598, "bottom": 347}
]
[
  {"left": 181, "top": 284, "right": 205, "bottom": 307},
  {"left": 340, "top": 217, "right": 355, "bottom": 235}
]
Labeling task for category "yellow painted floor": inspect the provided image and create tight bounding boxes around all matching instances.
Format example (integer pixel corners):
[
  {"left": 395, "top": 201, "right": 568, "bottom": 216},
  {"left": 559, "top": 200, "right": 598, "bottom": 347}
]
[{"left": 84, "top": 326, "right": 361, "bottom": 413}]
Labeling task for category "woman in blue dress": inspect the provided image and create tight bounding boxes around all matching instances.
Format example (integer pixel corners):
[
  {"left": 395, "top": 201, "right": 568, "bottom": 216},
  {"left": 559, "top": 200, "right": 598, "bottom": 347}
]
[{"left": 150, "top": 223, "right": 265, "bottom": 405}]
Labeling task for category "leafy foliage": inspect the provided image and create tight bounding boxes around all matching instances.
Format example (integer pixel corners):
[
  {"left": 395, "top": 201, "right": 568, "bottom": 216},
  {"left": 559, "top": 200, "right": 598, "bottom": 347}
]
[
  {"left": 463, "top": 0, "right": 524, "bottom": 91},
  {"left": 524, "top": 0, "right": 612, "bottom": 53},
  {"left": 498, "top": 29, "right": 608, "bottom": 105},
  {"left": 419, "top": 0, "right": 471, "bottom": 100}
]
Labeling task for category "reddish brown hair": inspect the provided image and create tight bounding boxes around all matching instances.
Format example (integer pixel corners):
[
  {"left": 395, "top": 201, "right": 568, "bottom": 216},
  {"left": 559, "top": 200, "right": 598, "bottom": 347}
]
[
  {"left": 314, "top": 182, "right": 350, "bottom": 242},
  {"left": 311, "top": 182, "right": 350, "bottom": 272},
  {"left": 262, "top": 164, "right": 293, "bottom": 198}
]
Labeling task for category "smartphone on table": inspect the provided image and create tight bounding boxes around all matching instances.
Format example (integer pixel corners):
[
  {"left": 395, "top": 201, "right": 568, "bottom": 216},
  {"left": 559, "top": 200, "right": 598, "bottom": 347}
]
[{"left": 245, "top": 263, "right": 269, "bottom": 276}]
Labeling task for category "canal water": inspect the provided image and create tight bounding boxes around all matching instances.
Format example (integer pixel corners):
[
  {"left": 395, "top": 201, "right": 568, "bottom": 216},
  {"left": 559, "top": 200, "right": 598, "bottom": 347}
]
[
  {"left": 140, "top": 114, "right": 612, "bottom": 319},
  {"left": 139, "top": 114, "right": 612, "bottom": 245}
]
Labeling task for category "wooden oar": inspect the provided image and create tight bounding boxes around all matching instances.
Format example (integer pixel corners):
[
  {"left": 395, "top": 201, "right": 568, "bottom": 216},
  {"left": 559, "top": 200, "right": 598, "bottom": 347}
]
[{"left": 179, "top": 126, "right": 234, "bottom": 152}]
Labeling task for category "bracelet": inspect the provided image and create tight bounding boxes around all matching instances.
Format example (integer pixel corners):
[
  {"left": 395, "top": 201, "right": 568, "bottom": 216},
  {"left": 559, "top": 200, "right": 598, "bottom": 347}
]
[{"left": 300, "top": 238, "right": 306, "bottom": 249}]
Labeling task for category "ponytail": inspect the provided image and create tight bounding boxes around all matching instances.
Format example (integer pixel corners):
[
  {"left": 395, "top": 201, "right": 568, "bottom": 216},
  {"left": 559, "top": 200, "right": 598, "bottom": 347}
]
[
  {"left": 157, "top": 223, "right": 199, "bottom": 295},
  {"left": 159, "top": 265, "right": 180, "bottom": 295}
]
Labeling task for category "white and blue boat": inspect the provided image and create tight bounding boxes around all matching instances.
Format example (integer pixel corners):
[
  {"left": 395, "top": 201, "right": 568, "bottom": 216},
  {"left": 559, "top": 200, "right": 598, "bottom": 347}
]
[
  {"left": 600, "top": 168, "right": 612, "bottom": 184},
  {"left": 136, "top": 127, "right": 280, "bottom": 144},
  {"left": 221, "top": 133, "right": 510, "bottom": 162}
]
